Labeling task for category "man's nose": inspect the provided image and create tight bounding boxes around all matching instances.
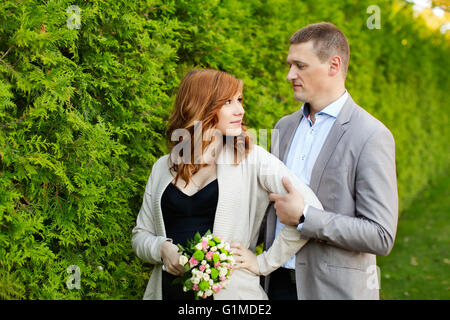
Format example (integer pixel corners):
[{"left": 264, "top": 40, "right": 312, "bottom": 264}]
[{"left": 286, "top": 65, "right": 297, "bottom": 81}]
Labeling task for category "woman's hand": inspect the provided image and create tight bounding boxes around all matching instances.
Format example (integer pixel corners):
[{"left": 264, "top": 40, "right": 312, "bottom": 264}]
[
  {"left": 231, "top": 242, "right": 260, "bottom": 275},
  {"left": 160, "top": 241, "right": 185, "bottom": 276}
]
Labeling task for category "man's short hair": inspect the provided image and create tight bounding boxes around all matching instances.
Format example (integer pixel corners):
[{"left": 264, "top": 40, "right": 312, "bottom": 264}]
[{"left": 290, "top": 22, "right": 350, "bottom": 78}]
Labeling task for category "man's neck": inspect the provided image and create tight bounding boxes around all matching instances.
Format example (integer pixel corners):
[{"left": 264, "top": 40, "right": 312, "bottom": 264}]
[{"left": 308, "top": 87, "right": 346, "bottom": 118}]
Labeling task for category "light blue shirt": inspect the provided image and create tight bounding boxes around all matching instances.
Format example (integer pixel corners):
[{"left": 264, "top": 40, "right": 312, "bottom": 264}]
[{"left": 275, "top": 91, "right": 349, "bottom": 269}]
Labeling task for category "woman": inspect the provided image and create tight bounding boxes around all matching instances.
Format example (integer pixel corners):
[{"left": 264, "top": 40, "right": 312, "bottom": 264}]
[{"left": 131, "top": 69, "right": 323, "bottom": 300}]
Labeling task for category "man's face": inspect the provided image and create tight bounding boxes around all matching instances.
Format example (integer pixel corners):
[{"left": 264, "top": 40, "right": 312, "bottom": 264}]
[{"left": 286, "top": 41, "right": 330, "bottom": 103}]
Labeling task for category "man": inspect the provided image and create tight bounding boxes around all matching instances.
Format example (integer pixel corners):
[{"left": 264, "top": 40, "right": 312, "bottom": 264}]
[{"left": 264, "top": 22, "right": 398, "bottom": 299}]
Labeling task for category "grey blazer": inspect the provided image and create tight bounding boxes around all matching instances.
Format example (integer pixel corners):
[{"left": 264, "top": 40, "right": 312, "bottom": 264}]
[{"left": 264, "top": 94, "right": 398, "bottom": 299}]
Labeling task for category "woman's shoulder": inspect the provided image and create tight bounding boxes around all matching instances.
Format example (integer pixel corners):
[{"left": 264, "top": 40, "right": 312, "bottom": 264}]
[
  {"left": 152, "top": 154, "right": 171, "bottom": 171},
  {"left": 144, "top": 154, "right": 172, "bottom": 191},
  {"left": 247, "top": 144, "right": 282, "bottom": 164}
]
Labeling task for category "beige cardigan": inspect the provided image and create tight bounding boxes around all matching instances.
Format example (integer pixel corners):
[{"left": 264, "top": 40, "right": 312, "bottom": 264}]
[{"left": 131, "top": 144, "right": 323, "bottom": 300}]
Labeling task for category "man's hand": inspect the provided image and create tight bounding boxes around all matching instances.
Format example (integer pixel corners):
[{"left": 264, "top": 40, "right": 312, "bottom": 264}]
[
  {"left": 231, "top": 242, "right": 260, "bottom": 275},
  {"left": 269, "top": 176, "right": 305, "bottom": 226}
]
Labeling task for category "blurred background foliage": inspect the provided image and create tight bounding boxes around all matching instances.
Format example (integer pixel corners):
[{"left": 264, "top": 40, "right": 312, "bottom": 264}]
[{"left": 0, "top": 0, "right": 448, "bottom": 299}]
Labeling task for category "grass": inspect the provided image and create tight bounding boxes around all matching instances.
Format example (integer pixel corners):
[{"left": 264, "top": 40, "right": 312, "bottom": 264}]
[{"left": 378, "top": 172, "right": 450, "bottom": 300}]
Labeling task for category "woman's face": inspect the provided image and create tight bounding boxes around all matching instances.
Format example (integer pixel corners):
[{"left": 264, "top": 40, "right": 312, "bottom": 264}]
[{"left": 216, "top": 92, "right": 244, "bottom": 136}]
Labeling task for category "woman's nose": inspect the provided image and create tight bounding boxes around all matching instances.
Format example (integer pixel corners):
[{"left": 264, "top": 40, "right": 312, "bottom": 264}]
[{"left": 235, "top": 103, "right": 244, "bottom": 115}]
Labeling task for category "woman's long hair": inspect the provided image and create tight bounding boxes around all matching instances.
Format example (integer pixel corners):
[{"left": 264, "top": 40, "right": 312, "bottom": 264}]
[{"left": 167, "top": 69, "right": 252, "bottom": 187}]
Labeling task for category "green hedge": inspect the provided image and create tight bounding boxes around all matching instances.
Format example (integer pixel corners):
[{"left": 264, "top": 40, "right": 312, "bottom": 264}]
[{"left": 0, "top": 0, "right": 448, "bottom": 299}]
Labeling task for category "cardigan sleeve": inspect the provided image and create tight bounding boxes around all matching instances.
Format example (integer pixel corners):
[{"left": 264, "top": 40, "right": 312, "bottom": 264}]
[
  {"left": 131, "top": 166, "right": 170, "bottom": 265},
  {"left": 255, "top": 146, "right": 323, "bottom": 276}
]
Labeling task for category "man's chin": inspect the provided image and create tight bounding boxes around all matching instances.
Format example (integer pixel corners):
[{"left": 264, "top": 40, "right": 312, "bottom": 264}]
[{"left": 293, "top": 93, "right": 307, "bottom": 103}]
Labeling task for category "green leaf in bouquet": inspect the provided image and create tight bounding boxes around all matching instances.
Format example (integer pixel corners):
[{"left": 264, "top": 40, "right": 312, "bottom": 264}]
[
  {"left": 199, "top": 280, "right": 209, "bottom": 291},
  {"left": 172, "top": 277, "right": 184, "bottom": 285},
  {"left": 208, "top": 240, "right": 216, "bottom": 247},
  {"left": 204, "top": 229, "right": 212, "bottom": 237},
  {"left": 213, "top": 236, "right": 221, "bottom": 244},
  {"left": 220, "top": 248, "right": 227, "bottom": 254},
  {"left": 184, "top": 279, "right": 193, "bottom": 291},
  {"left": 177, "top": 244, "right": 186, "bottom": 252},
  {"left": 193, "top": 250, "right": 205, "bottom": 261},
  {"left": 213, "top": 253, "right": 220, "bottom": 264},
  {"left": 184, "top": 263, "right": 191, "bottom": 272},
  {"left": 210, "top": 268, "right": 219, "bottom": 280},
  {"left": 194, "top": 232, "right": 202, "bottom": 243}
]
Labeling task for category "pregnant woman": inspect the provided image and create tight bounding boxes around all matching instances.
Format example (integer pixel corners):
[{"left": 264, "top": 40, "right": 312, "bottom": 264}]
[{"left": 131, "top": 68, "right": 323, "bottom": 300}]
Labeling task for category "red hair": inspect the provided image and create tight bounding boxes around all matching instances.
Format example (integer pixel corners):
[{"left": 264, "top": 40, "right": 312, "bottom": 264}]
[{"left": 167, "top": 69, "right": 252, "bottom": 186}]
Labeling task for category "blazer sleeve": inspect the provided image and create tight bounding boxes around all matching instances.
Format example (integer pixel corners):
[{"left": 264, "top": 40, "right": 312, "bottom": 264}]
[
  {"left": 255, "top": 148, "right": 323, "bottom": 275},
  {"left": 131, "top": 167, "right": 170, "bottom": 265},
  {"left": 301, "top": 128, "right": 398, "bottom": 256}
]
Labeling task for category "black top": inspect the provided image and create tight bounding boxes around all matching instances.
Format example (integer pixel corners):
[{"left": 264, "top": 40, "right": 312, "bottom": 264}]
[{"left": 160, "top": 179, "right": 218, "bottom": 300}]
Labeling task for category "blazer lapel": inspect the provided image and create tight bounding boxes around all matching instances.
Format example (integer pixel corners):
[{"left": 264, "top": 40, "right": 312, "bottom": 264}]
[
  {"left": 280, "top": 109, "right": 303, "bottom": 163},
  {"left": 309, "top": 95, "right": 355, "bottom": 193}
]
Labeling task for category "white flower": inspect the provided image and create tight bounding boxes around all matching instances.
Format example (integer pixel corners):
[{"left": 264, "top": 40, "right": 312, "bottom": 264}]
[
  {"left": 224, "top": 243, "right": 230, "bottom": 251},
  {"left": 179, "top": 255, "right": 188, "bottom": 266},
  {"left": 228, "top": 255, "right": 235, "bottom": 264},
  {"left": 183, "top": 286, "right": 188, "bottom": 292},
  {"left": 219, "top": 253, "right": 227, "bottom": 261},
  {"left": 191, "top": 276, "right": 200, "bottom": 285},
  {"left": 201, "top": 260, "right": 207, "bottom": 265},
  {"left": 210, "top": 246, "right": 217, "bottom": 252},
  {"left": 219, "top": 268, "right": 228, "bottom": 278},
  {"left": 217, "top": 242, "right": 224, "bottom": 249},
  {"left": 206, "top": 268, "right": 211, "bottom": 274},
  {"left": 191, "top": 269, "right": 199, "bottom": 276},
  {"left": 198, "top": 291, "right": 204, "bottom": 297},
  {"left": 195, "top": 243, "right": 203, "bottom": 251},
  {"left": 209, "top": 279, "right": 214, "bottom": 285},
  {"left": 203, "top": 273, "right": 210, "bottom": 281},
  {"left": 205, "top": 289, "right": 213, "bottom": 296},
  {"left": 206, "top": 235, "right": 213, "bottom": 241}
]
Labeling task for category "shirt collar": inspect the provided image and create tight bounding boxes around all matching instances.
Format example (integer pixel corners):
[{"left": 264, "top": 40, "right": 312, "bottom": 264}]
[{"left": 301, "top": 90, "right": 348, "bottom": 119}]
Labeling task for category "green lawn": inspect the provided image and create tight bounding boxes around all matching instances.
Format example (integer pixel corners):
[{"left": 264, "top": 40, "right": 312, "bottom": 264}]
[{"left": 378, "top": 172, "right": 450, "bottom": 300}]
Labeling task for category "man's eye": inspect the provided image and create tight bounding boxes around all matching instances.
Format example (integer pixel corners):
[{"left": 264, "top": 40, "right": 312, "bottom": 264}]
[{"left": 297, "top": 64, "right": 305, "bottom": 69}]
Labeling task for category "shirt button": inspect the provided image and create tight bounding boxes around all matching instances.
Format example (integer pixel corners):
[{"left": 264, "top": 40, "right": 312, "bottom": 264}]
[{"left": 300, "top": 154, "right": 305, "bottom": 160}]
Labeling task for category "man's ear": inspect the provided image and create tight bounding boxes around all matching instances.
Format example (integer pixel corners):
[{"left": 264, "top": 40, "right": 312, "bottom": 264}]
[{"left": 328, "top": 56, "right": 342, "bottom": 77}]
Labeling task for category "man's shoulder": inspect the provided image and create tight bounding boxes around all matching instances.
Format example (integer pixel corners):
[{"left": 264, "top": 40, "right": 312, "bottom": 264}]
[
  {"left": 274, "top": 109, "right": 302, "bottom": 129},
  {"left": 348, "top": 99, "right": 394, "bottom": 141}
]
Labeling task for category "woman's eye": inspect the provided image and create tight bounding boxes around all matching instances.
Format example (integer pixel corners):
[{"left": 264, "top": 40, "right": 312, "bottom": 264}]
[
  {"left": 237, "top": 98, "right": 243, "bottom": 103},
  {"left": 225, "top": 100, "right": 231, "bottom": 105}
]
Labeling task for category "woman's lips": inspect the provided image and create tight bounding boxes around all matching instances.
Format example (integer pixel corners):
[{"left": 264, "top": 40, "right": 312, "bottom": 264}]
[{"left": 230, "top": 120, "right": 242, "bottom": 124}]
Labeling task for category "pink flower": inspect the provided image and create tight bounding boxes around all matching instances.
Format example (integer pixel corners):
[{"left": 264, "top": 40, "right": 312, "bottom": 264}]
[
  {"left": 201, "top": 240, "right": 209, "bottom": 251},
  {"left": 193, "top": 284, "right": 199, "bottom": 291},
  {"left": 212, "top": 284, "right": 222, "bottom": 293},
  {"left": 189, "top": 257, "right": 199, "bottom": 268},
  {"left": 220, "top": 277, "right": 226, "bottom": 282},
  {"left": 199, "top": 265, "right": 205, "bottom": 272},
  {"left": 226, "top": 263, "right": 232, "bottom": 269},
  {"left": 215, "top": 262, "right": 220, "bottom": 268},
  {"left": 205, "top": 251, "right": 214, "bottom": 261}
]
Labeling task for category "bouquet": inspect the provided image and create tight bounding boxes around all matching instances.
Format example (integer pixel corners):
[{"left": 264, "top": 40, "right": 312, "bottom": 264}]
[{"left": 175, "top": 230, "right": 235, "bottom": 299}]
